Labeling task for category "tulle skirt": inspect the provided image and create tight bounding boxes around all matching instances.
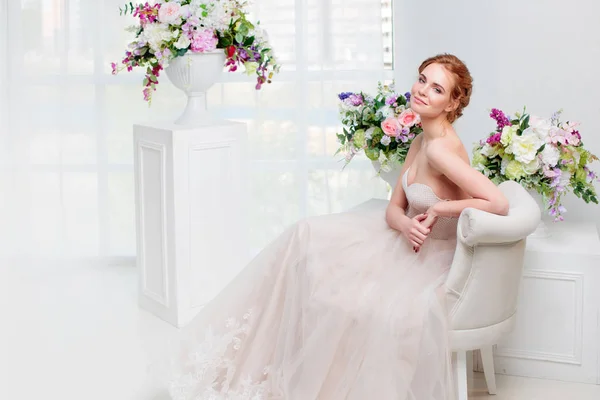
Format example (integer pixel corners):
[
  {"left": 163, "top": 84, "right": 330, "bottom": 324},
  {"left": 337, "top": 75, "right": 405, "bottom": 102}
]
[{"left": 162, "top": 200, "right": 457, "bottom": 400}]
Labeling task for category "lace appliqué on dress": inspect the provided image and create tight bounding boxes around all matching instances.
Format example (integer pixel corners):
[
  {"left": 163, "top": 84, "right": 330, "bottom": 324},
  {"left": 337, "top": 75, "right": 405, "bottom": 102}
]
[{"left": 168, "top": 309, "right": 283, "bottom": 400}]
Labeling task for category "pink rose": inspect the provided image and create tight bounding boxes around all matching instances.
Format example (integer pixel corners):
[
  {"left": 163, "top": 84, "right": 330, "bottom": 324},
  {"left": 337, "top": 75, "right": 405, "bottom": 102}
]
[
  {"left": 381, "top": 117, "right": 400, "bottom": 137},
  {"left": 398, "top": 109, "right": 420, "bottom": 127},
  {"left": 158, "top": 2, "right": 182, "bottom": 25}
]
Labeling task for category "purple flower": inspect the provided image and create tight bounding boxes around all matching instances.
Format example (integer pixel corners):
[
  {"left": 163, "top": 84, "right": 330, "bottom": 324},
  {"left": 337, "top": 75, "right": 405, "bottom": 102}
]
[
  {"left": 346, "top": 94, "right": 364, "bottom": 106},
  {"left": 155, "top": 48, "right": 172, "bottom": 64},
  {"left": 238, "top": 49, "right": 249, "bottom": 61},
  {"left": 490, "top": 108, "right": 511, "bottom": 131},
  {"left": 386, "top": 96, "right": 397, "bottom": 106},
  {"left": 338, "top": 92, "right": 353, "bottom": 101},
  {"left": 558, "top": 205, "right": 567, "bottom": 214},
  {"left": 486, "top": 132, "right": 502, "bottom": 145},
  {"left": 404, "top": 92, "right": 411, "bottom": 102}
]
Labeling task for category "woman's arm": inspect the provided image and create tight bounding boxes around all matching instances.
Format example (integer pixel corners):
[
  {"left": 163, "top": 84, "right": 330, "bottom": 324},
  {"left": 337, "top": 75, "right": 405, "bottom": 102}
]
[
  {"left": 385, "top": 134, "right": 423, "bottom": 231},
  {"left": 426, "top": 140, "right": 509, "bottom": 219}
]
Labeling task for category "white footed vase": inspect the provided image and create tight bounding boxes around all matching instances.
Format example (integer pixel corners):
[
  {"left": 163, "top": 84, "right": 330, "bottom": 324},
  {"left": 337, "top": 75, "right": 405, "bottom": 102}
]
[
  {"left": 165, "top": 51, "right": 226, "bottom": 126},
  {"left": 371, "top": 161, "right": 403, "bottom": 190}
]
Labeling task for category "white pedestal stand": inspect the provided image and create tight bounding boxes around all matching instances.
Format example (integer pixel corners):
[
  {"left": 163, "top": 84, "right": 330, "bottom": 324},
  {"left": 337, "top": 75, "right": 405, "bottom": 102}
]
[{"left": 133, "top": 119, "right": 247, "bottom": 328}]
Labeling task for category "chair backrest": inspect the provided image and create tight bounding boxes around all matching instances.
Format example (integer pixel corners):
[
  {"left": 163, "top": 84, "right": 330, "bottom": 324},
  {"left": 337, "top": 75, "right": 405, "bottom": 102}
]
[{"left": 445, "top": 181, "right": 540, "bottom": 330}]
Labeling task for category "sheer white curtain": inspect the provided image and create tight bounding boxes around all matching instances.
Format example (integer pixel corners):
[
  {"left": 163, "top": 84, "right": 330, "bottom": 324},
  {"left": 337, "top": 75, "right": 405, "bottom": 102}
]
[{"left": 1, "top": 0, "right": 394, "bottom": 261}]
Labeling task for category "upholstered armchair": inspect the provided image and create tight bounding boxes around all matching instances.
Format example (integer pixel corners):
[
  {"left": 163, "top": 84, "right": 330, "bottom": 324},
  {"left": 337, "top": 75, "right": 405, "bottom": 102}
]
[{"left": 447, "top": 180, "right": 540, "bottom": 398}]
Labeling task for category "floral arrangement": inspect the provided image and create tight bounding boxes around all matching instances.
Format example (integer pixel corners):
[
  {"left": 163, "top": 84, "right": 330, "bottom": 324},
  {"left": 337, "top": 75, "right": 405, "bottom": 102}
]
[
  {"left": 111, "top": 0, "right": 280, "bottom": 103},
  {"left": 336, "top": 81, "right": 422, "bottom": 173},
  {"left": 472, "top": 107, "right": 599, "bottom": 221}
]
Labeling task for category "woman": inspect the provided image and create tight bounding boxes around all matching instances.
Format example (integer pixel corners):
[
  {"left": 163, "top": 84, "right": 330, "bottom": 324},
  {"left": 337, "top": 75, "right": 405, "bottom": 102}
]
[{"left": 167, "top": 54, "right": 509, "bottom": 400}]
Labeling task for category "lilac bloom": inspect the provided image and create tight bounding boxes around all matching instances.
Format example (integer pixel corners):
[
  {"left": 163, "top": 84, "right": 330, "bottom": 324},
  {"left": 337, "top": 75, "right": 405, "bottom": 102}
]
[
  {"left": 347, "top": 94, "right": 364, "bottom": 106},
  {"left": 490, "top": 108, "right": 511, "bottom": 131}
]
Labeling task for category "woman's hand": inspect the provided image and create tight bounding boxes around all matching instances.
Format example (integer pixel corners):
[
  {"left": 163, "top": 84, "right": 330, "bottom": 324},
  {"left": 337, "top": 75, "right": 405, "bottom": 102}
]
[
  {"left": 412, "top": 207, "right": 439, "bottom": 252},
  {"left": 400, "top": 213, "right": 431, "bottom": 251}
]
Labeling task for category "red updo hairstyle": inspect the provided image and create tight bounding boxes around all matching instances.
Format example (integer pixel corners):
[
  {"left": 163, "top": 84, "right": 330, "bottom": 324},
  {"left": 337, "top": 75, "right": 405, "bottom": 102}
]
[{"left": 418, "top": 54, "right": 473, "bottom": 123}]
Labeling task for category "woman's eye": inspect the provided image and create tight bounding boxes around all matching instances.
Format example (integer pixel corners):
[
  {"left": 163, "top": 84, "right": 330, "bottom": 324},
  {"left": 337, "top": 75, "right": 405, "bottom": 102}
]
[{"left": 434, "top": 88, "right": 441, "bottom": 94}]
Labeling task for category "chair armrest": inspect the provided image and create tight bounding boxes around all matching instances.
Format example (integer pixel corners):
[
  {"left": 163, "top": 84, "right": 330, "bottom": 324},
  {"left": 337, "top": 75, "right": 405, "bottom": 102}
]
[{"left": 459, "top": 181, "right": 541, "bottom": 247}]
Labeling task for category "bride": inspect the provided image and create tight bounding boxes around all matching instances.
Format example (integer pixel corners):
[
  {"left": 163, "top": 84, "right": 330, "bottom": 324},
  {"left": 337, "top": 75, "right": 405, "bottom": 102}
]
[{"left": 166, "top": 53, "right": 509, "bottom": 400}]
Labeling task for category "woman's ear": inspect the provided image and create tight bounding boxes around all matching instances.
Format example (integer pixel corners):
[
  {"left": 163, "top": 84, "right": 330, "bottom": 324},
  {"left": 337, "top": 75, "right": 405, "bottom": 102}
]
[{"left": 445, "top": 98, "right": 459, "bottom": 113}]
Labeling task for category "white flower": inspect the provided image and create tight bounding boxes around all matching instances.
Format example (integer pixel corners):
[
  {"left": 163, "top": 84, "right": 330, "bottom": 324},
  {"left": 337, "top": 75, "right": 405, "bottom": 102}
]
[
  {"left": 528, "top": 115, "right": 552, "bottom": 141},
  {"left": 252, "top": 26, "right": 270, "bottom": 45},
  {"left": 365, "top": 127, "right": 375, "bottom": 139},
  {"left": 480, "top": 143, "right": 499, "bottom": 158},
  {"left": 244, "top": 61, "right": 259, "bottom": 76},
  {"left": 500, "top": 125, "right": 517, "bottom": 148},
  {"left": 141, "top": 23, "right": 173, "bottom": 53},
  {"left": 510, "top": 128, "right": 544, "bottom": 164},
  {"left": 158, "top": 2, "right": 182, "bottom": 25},
  {"left": 380, "top": 135, "right": 391, "bottom": 146},
  {"left": 540, "top": 144, "right": 560, "bottom": 167},
  {"left": 377, "top": 105, "right": 394, "bottom": 118},
  {"left": 174, "top": 33, "right": 191, "bottom": 49},
  {"left": 179, "top": 4, "right": 192, "bottom": 18},
  {"left": 523, "top": 157, "right": 541, "bottom": 175}
]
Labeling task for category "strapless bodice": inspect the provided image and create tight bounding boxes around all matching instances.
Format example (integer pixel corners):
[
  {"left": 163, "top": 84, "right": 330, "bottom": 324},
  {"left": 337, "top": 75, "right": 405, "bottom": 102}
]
[{"left": 402, "top": 168, "right": 458, "bottom": 240}]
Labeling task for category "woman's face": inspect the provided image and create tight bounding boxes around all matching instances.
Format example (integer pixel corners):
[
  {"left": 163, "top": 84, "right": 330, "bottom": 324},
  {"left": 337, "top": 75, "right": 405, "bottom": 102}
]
[{"left": 410, "top": 62, "right": 457, "bottom": 121}]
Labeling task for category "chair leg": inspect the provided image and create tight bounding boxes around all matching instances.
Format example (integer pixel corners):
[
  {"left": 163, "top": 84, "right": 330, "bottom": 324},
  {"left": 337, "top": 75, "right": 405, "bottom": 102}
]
[
  {"left": 452, "top": 350, "right": 468, "bottom": 400},
  {"left": 466, "top": 350, "right": 474, "bottom": 389},
  {"left": 480, "top": 345, "right": 497, "bottom": 395}
]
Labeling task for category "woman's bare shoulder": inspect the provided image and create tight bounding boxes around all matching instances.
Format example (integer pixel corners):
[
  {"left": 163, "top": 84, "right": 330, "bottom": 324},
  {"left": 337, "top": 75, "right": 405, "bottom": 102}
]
[{"left": 425, "top": 132, "right": 469, "bottom": 164}]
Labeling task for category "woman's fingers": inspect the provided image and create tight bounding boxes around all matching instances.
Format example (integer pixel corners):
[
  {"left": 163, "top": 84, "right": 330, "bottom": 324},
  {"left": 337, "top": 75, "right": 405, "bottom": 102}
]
[
  {"left": 412, "top": 230, "right": 427, "bottom": 242},
  {"left": 411, "top": 235, "right": 424, "bottom": 245},
  {"left": 416, "top": 224, "right": 431, "bottom": 235},
  {"left": 414, "top": 213, "right": 428, "bottom": 222}
]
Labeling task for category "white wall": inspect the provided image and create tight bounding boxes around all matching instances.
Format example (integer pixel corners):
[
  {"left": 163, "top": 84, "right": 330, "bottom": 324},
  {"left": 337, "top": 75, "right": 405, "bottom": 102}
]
[{"left": 393, "top": 0, "right": 600, "bottom": 225}]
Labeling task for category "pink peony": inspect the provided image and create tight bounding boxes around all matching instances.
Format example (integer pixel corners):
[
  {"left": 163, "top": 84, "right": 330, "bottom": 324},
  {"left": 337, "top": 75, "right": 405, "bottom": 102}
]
[
  {"left": 398, "top": 108, "right": 420, "bottom": 127},
  {"left": 381, "top": 117, "right": 400, "bottom": 137},
  {"left": 191, "top": 29, "right": 218, "bottom": 52}
]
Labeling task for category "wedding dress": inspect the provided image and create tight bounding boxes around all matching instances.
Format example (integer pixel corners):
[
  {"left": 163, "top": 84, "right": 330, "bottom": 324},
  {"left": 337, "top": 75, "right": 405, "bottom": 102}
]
[{"left": 167, "top": 168, "right": 458, "bottom": 400}]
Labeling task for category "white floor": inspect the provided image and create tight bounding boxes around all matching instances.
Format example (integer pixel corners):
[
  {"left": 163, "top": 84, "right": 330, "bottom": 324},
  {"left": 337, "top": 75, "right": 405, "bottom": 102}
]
[{"left": 4, "top": 261, "right": 600, "bottom": 400}]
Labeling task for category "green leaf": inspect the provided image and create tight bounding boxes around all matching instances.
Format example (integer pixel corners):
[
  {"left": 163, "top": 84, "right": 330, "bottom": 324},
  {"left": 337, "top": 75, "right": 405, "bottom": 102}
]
[
  {"left": 219, "top": 36, "right": 232, "bottom": 47},
  {"left": 243, "top": 36, "right": 255, "bottom": 46},
  {"left": 261, "top": 48, "right": 271, "bottom": 53},
  {"left": 176, "top": 47, "right": 188, "bottom": 57},
  {"left": 235, "top": 33, "right": 244, "bottom": 44}
]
